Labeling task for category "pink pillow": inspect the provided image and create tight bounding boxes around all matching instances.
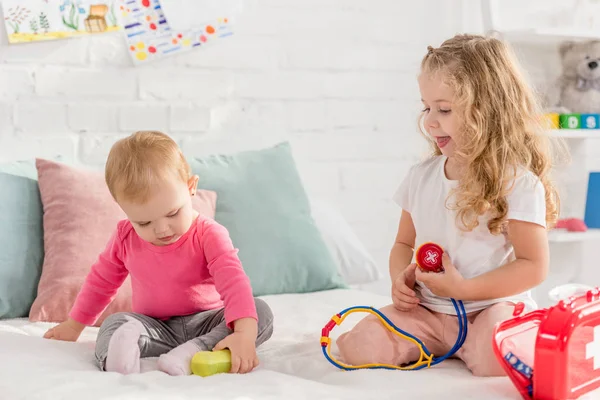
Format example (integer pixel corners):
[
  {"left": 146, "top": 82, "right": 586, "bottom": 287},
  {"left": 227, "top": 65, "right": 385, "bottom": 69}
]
[{"left": 29, "top": 158, "right": 217, "bottom": 327}]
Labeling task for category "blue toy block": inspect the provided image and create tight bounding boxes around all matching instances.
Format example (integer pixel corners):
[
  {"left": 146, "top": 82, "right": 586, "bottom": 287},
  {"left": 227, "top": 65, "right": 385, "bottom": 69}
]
[
  {"left": 584, "top": 172, "right": 600, "bottom": 229},
  {"left": 581, "top": 114, "right": 600, "bottom": 129}
]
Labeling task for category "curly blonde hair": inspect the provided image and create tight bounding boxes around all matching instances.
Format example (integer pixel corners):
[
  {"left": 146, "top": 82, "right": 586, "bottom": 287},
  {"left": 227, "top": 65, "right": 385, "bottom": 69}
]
[
  {"left": 105, "top": 131, "right": 192, "bottom": 203},
  {"left": 420, "top": 34, "right": 561, "bottom": 234}
]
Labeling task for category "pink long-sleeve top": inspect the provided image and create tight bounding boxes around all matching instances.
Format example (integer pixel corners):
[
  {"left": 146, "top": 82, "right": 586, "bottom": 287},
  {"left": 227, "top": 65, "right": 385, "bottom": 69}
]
[{"left": 69, "top": 215, "right": 257, "bottom": 328}]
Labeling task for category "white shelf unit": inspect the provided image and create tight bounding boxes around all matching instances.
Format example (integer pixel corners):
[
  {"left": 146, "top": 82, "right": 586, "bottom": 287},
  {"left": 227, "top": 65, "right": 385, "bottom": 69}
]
[
  {"left": 497, "top": 29, "right": 600, "bottom": 44},
  {"left": 548, "top": 228, "right": 600, "bottom": 243},
  {"left": 479, "top": 0, "right": 600, "bottom": 306},
  {"left": 549, "top": 129, "right": 600, "bottom": 139},
  {"left": 543, "top": 129, "right": 600, "bottom": 304},
  {"left": 547, "top": 129, "right": 599, "bottom": 244},
  {"left": 481, "top": 1, "right": 600, "bottom": 44}
]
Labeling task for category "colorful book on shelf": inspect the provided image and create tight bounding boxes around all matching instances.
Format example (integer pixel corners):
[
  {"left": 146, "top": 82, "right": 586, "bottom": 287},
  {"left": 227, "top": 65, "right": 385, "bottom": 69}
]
[
  {"left": 544, "top": 113, "right": 600, "bottom": 130},
  {"left": 584, "top": 172, "right": 600, "bottom": 229}
]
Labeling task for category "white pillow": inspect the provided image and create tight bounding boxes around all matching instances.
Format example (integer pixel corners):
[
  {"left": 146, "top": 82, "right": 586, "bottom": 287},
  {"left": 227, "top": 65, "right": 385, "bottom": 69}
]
[{"left": 310, "top": 199, "right": 382, "bottom": 285}]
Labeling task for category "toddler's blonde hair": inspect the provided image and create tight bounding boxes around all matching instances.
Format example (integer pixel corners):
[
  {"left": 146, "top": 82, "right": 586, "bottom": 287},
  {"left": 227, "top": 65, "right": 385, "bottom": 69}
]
[
  {"left": 420, "top": 34, "right": 561, "bottom": 234},
  {"left": 105, "top": 131, "right": 192, "bottom": 203}
]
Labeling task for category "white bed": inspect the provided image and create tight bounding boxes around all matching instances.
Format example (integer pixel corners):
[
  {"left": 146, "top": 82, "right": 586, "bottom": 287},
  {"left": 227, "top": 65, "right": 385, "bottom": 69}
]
[{"left": 0, "top": 289, "right": 530, "bottom": 400}]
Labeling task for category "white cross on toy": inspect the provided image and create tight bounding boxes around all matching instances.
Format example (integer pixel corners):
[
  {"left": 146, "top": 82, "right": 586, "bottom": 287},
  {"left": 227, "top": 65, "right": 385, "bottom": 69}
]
[
  {"left": 585, "top": 325, "right": 600, "bottom": 370},
  {"left": 425, "top": 250, "right": 439, "bottom": 265}
]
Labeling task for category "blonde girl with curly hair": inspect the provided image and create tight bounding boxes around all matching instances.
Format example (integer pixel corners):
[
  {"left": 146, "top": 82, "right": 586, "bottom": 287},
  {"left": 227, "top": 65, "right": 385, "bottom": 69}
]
[{"left": 336, "top": 34, "right": 561, "bottom": 377}]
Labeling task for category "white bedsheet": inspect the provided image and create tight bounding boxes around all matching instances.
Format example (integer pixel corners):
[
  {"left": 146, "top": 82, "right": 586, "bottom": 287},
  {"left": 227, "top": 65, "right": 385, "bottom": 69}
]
[{"left": 0, "top": 289, "right": 538, "bottom": 400}]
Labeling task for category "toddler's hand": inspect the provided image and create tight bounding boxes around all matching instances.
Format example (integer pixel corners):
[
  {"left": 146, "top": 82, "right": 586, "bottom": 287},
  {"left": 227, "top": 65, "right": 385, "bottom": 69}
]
[
  {"left": 416, "top": 252, "right": 465, "bottom": 298},
  {"left": 43, "top": 318, "right": 85, "bottom": 342},
  {"left": 392, "top": 263, "right": 420, "bottom": 311},
  {"left": 213, "top": 331, "right": 259, "bottom": 374}
]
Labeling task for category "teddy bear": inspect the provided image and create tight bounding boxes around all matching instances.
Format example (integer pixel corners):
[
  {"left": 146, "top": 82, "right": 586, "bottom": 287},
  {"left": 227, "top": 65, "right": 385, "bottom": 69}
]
[{"left": 546, "top": 40, "right": 600, "bottom": 114}]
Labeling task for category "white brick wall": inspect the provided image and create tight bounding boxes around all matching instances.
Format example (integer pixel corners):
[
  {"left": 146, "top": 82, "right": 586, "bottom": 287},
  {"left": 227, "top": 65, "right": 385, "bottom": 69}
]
[{"left": 10, "top": 0, "right": 594, "bottom": 294}]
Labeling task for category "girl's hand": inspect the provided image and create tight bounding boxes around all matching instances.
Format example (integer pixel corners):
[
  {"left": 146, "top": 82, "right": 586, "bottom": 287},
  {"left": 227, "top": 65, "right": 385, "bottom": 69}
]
[
  {"left": 391, "top": 263, "right": 420, "bottom": 311},
  {"left": 416, "top": 252, "right": 465, "bottom": 299},
  {"left": 43, "top": 318, "right": 85, "bottom": 342},
  {"left": 213, "top": 331, "right": 259, "bottom": 374}
]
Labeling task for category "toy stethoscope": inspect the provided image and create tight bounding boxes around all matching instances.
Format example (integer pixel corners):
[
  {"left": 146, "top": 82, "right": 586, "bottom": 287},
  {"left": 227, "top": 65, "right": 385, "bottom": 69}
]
[{"left": 320, "top": 242, "right": 468, "bottom": 371}]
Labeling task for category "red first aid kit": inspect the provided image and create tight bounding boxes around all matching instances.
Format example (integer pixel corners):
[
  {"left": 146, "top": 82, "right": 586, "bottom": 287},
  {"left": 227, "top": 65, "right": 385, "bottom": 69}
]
[{"left": 493, "top": 288, "right": 600, "bottom": 400}]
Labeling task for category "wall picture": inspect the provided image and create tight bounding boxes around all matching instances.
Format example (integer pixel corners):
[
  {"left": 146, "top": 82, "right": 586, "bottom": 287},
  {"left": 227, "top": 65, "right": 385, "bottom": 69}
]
[{"left": 3, "top": 0, "right": 120, "bottom": 44}]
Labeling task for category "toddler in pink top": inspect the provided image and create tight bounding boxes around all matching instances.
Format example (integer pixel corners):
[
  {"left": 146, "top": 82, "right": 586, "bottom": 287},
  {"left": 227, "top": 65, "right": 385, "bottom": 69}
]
[{"left": 43, "top": 131, "right": 274, "bottom": 376}]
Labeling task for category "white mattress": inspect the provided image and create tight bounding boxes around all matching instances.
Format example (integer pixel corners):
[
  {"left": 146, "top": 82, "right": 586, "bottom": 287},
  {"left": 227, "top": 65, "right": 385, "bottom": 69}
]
[{"left": 0, "top": 289, "right": 532, "bottom": 400}]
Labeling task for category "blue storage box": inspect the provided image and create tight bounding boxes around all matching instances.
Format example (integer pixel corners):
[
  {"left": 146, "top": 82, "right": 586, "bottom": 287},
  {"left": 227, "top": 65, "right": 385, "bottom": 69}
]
[{"left": 584, "top": 172, "right": 600, "bottom": 228}]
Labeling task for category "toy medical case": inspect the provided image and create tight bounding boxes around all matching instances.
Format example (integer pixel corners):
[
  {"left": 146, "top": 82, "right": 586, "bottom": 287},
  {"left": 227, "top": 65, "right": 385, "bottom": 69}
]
[{"left": 493, "top": 287, "right": 600, "bottom": 399}]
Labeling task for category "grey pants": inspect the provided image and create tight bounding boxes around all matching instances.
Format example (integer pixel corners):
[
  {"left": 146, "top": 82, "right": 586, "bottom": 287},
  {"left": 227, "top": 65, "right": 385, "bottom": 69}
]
[{"left": 95, "top": 298, "right": 274, "bottom": 370}]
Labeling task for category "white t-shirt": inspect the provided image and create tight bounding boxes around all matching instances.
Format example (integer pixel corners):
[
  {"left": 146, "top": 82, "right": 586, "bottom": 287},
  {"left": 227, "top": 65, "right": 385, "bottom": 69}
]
[{"left": 393, "top": 156, "right": 546, "bottom": 314}]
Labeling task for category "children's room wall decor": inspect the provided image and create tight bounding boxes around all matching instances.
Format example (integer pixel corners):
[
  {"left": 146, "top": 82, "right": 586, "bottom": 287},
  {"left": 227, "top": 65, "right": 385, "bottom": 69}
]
[
  {"left": 2, "top": 0, "right": 120, "bottom": 44},
  {"left": 119, "top": 0, "right": 234, "bottom": 65}
]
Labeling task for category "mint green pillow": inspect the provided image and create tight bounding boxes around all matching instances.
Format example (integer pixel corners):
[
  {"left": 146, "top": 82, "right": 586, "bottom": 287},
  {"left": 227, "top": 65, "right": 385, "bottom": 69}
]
[
  {"left": 190, "top": 142, "right": 346, "bottom": 296},
  {"left": 0, "top": 161, "right": 44, "bottom": 319}
]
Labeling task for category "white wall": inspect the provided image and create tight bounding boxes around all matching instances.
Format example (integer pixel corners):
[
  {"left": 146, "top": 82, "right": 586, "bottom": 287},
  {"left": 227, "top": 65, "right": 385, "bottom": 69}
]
[
  {"left": 0, "top": 0, "right": 465, "bottom": 287},
  {"left": 2, "top": 0, "right": 598, "bottom": 296}
]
